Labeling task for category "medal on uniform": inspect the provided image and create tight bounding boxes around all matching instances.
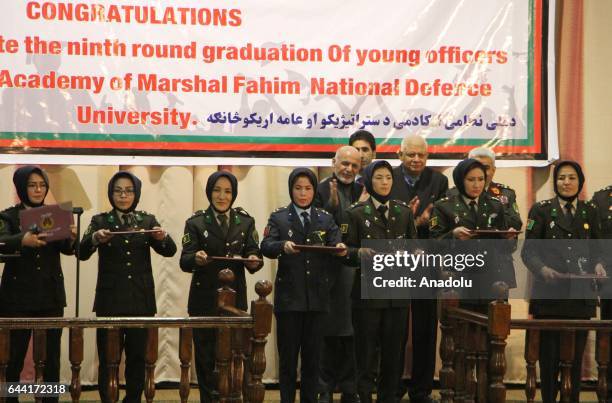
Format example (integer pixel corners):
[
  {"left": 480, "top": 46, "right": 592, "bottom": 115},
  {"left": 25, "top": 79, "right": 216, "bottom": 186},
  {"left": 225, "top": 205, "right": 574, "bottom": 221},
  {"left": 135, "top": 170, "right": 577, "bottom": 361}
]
[
  {"left": 365, "top": 219, "right": 371, "bottom": 228},
  {"left": 203, "top": 230, "right": 208, "bottom": 238},
  {"left": 584, "top": 223, "right": 590, "bottom": 230},
  {"left": 288, "top": 229, "right": 293, "bottom": 238}
]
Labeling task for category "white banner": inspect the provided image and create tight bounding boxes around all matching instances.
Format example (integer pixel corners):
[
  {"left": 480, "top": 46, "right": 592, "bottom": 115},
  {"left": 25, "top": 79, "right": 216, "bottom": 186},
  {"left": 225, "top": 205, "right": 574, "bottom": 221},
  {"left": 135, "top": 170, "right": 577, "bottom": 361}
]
[{"left": 0, "top": 0, "right": 557, "bottom": 165}]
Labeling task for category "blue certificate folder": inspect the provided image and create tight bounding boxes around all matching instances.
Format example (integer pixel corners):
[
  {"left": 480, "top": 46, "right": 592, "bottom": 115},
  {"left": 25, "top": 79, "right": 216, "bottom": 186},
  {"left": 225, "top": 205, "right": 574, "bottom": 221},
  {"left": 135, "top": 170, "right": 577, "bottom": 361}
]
[{"left": 19, "top": 202, "right": 73, "bottom": 242}]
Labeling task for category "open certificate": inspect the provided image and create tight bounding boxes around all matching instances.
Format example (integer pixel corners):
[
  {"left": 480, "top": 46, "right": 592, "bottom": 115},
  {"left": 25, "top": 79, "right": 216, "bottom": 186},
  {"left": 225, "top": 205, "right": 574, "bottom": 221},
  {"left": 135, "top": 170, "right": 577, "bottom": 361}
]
[{"left": 19, "top": 202, "right": 73, "bottom": 242}]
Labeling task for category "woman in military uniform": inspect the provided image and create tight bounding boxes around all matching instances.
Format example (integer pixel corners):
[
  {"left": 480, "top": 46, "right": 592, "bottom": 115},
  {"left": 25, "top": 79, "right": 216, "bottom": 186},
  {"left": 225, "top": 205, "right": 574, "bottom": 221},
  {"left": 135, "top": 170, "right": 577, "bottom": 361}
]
[
  {"left": 521, "top": 161, "right": 605, "bottom": 403},
  {"left": 80, "top": 171, "right": 177, "bottom": 403},
  {"left": 429, "top": 158, "right": 517, "bottom": 306},
  {"left": 261, "top": 167, "right": 345, "bottom": 403},
  {"left": 0, "top": 166, "right": 76, "bottom": 403},
  {"left": 180, "top": 171, "right": 263, "bottom": 403},
  {"left": 344, "top": 160, "right": 417, "bottom": 403}
]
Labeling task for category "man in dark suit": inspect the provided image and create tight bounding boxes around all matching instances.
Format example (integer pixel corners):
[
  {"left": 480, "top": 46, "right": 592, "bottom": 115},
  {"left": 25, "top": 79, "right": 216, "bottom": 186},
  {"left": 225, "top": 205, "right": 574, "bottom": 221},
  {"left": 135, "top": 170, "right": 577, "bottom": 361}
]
[
  {"left": 315, "top": 146, "right": 363, "bottom": 403},
  {"left": 80, "top": 171, "right": 177, "bottom": 403},
  {"left": 389, "top": 134, "right": 448, "bottom": 403},
  {"left": 0, "top": 166, "right": 76, "bottom": 403},
  {"left": 261, "top": 168, "right": 346, "bottom": 403},
  {"left": 349, "top": 130, "right": 376, "bottom": 176},
  {"left": 179, "top": 171, "right": 263, "bottom": 403}
]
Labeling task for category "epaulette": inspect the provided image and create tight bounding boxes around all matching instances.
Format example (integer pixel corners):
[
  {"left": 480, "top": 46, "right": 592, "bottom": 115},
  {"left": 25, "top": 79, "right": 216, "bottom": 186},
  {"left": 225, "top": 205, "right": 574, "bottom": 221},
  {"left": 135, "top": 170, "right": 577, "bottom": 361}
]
[
  {"left": 496, "top": 182, "right": 510, "bottom": 189},
  {"left": 189, "top": 209, "right": 206, "bottom": 219},
  {"left": 392, "top": 199, "right": 410, "bottom": 209},
  {"left": 438, "top": 197, "right": 449, "bottom": 202},
  {"left": 135, "top": 210, "right": 150, "bottom": 216},
  {"left": 234, "top": 207, "right": 251, "bottom": 217},
  {"left": 596, "top": 185, "right": 612, "bottom": 193},
  {"left": 537, "top": 199, "right": 552, "bottom": 206},
  {"left": 585, "top": 200, "right": 596, "bottom": 208},
  {"left": 314, "top": 207, "right": 331, "bottom": 215},
  {"left": 348, "top": 201, "right": 367, "bottom": 210},
  {"left": 273, "top": 206, "right": 288, "bottom": 213}
]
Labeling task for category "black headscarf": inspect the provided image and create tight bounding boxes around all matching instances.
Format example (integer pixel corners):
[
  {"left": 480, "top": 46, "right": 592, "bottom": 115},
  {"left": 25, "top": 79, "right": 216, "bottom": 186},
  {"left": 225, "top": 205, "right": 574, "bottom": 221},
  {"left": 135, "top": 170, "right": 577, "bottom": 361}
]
[
  {"left": 288, "top": 168, "right": 318, "bottom": 209},
  {"left": 108, "top": 171, "right": 142, "bottom": 213},
  {"left": 13, "top": 165, "right": 49, "bottom": 207},
  {"left": 553, "top": 160, "right": 585, "bottom": 202},
  {"left": 363, "top": 160, "right": 393, "bottom": 204},
  {"left": 453, "top": 158, "right": 487, "bottom": 200},
  {"left": 205, "top": 171, "right": 238, "bottom": 213}
]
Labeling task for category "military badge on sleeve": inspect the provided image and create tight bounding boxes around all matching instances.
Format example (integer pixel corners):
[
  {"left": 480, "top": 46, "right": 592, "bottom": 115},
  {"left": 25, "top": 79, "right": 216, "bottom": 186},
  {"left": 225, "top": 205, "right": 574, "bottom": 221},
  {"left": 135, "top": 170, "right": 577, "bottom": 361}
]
[
  {"left": 526, "top": 219, "right": 535, "bottom": 231},
  {"left": 252, "top": 229, "right": 259, "bottom": 244},
  {"left": 340, "top": 224, "right": 348, "bottom": 234},
  {"left": 263, "top": 225, "right": 271, "bottom": 237},
  {"left": 182, "top": 233, "right": 191, "bottom": 245}
]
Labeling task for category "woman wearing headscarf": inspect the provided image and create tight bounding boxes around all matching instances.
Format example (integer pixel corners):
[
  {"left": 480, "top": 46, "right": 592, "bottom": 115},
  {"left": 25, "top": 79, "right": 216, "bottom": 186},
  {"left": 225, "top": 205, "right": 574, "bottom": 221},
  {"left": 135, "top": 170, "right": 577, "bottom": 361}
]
[
  {"left": 344, "top": 160, "right": 417, "bottom": 403},
  {"left": 521, "top": 161, "right": 605, "bottom": 403},
  {"left": 429, "top": 158, "right": 517, "bottom": 307},
  {"left": 80, "top": 171, "right": 177, "bottom": 403},
  {"left": 0, "top": 165, "right": 76, "bottom": 403},
  {"left": 180, "top": 171, "right": 263, "bottom": 403},
  {"left": 261, "top": 168, "right": 346, "bottom": 403}
]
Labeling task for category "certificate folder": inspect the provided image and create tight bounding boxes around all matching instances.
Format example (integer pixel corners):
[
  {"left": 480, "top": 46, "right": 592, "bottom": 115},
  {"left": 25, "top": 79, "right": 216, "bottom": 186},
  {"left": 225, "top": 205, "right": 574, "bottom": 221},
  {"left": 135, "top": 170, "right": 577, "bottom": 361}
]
[{"left": 19, "top": 202, "right": 73, "bottom": 242}]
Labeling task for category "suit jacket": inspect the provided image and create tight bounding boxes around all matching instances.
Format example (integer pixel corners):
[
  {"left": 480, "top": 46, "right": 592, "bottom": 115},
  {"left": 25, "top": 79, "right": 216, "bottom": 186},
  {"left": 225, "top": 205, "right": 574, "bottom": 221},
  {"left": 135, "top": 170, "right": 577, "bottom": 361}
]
[
  {"left": 430, "top": 193, "right": 516, "bottom": 294},
  {"left": 261, "top": 205, "right": 342, "bottom": 313},
  {"left": 179, "top": 207, "right": 262, "bottom": 315},
  {"left": 522, "top": 198, "right": 601, "bottom": 318},
  {"left": 345, "top": 198, "right": 417, "bottom": 309},
  {"left": 315, "top": 175, "right": 362, "bottom": 336},
  {"left": 390, "top": 165, "right": 448, "bottom": 238},
  {"left": 80, "top": 210, "right": 177, "bottom": 316},
  {"left": 447, "top": 181, "right": 523, "bottom": 231},
  {"left": 0, "top": 204, "right": 74, "bottom": 313}
]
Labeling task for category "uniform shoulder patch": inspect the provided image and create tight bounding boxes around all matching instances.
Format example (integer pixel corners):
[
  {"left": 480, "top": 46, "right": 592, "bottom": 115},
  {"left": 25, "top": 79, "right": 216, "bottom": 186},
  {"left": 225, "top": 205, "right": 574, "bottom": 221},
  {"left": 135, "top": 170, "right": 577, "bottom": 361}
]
[
  {"left": 182, "top": 232, "right": 191, "bottom": 245},
  {"left": 526, "top": 219, "right": 535, "bottom": 231},
  {"left": 429, "top": 216, "right": 439, "bottom": 230},
  {"left": 234, "top": 207, "right": 251, "bottom": 217}
]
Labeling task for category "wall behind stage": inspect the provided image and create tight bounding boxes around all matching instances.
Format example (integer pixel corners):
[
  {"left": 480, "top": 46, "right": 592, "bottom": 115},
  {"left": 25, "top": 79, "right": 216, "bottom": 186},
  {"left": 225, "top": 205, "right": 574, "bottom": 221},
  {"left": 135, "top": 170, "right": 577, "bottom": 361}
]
[{"left": 0, "top": 0, "right": 610, "bottom": 387}]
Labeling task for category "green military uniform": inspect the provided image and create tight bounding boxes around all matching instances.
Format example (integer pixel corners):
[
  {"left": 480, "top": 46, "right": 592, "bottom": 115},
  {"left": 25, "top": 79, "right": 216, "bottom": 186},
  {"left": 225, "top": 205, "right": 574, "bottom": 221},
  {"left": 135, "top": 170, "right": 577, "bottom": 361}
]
[
  {"left": 180, "top": 206, "right": 262, "bottom": 403},
  {"left": 447, "top": 181, "right": 522, "bottom": 230},
  {"left": 522, "top": 197, "right": 602, "bottom": 403},
  {"left": 80, "top": 209, "right": 177, "bottom": 403},
  {"left": 430, "top": 193, "right": 515, "bottom": 300},
  {"left": 592, "top": 185, "right": 612, "bottom": 238},
  {"left": 345, "top": 198, "right": 417, "bottom": 403}
]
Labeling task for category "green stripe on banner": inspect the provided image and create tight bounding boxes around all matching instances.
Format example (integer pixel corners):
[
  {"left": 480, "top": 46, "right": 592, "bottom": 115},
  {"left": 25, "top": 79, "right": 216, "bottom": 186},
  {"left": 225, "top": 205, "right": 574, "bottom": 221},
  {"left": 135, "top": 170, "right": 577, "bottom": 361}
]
[
  {"left": 527, "top": 0, "right": 535, "bottom": 144},
  {"left": 0, "top": 132, "right": 534, "bottom": 147}
]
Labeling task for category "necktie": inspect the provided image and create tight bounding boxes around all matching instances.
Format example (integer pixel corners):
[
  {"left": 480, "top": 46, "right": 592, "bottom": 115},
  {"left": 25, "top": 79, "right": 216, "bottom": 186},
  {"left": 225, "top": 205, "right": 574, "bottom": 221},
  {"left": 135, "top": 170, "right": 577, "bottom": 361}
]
[
  {"left": 301, "top": 211, "right": 311, "bottom": 233},
  {"left": 218, "top": 214, "right": 229, "bottom": 236},
  {"left": 122, "top": 214, "right": 132, "bottom": 227},
  {"left": 564, "top": 202, "right": 573, "bottom": 218},
  {"left": 377, "top": 205, "right": 388, "bottom": 226},
  {"left": 469, "top": 200, "right": 478, "bottom": 223}
]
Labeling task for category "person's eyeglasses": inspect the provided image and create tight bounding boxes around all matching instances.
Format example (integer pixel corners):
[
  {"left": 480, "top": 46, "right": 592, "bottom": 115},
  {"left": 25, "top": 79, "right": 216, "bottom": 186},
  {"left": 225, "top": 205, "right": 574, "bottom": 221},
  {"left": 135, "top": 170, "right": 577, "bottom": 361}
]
[
  {"left": 113, "top": 188, "right": 135, "bottom": 196},
  {"left": 27, "top": 182, "right": 47, "bottom": 190}
]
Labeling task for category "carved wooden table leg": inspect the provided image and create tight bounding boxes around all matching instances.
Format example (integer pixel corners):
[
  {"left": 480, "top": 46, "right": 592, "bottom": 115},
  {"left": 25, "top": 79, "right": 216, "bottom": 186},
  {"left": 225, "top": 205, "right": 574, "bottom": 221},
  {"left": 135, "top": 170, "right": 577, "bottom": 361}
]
[
  {"left": 439, "top": 294, "right": 457, "bottom": 403},
  {"left": 487, "top": 295, "right": 510, "bottom": 403},
  {"left": 33, "top": 329, "right": 46, "bottom": 403},
  {"left": 476, "top": 325, "right": 488, "bottom": 403},
  {"left": 247, "top": 281, "right": 273, "bottom": 403},
  {"left": 464, "top": 323, "right": 477, "bottom": 403},
  {"left": 0, "top": 329, "right": 10, "bottom": 403},
  {"left": 217, "top": 327, "right": 232, "bottom": 403},
  {"left": 179, "top": 328, "right": 193, "bottom": 403},
  {"left": 106, "top": 328, "right": 121, "bottom": 403},
  {"left": 144, "top": 327, "right": 158, "bottom": 403},
  {"left": 69, "top": 328, "right": 84, "bottom": 402},
  {"left": 596, "top": 330, "right": 610, "bottom": 403},
  {"left": 524, "top": 329, "right": 540, "bottom": 403}
]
